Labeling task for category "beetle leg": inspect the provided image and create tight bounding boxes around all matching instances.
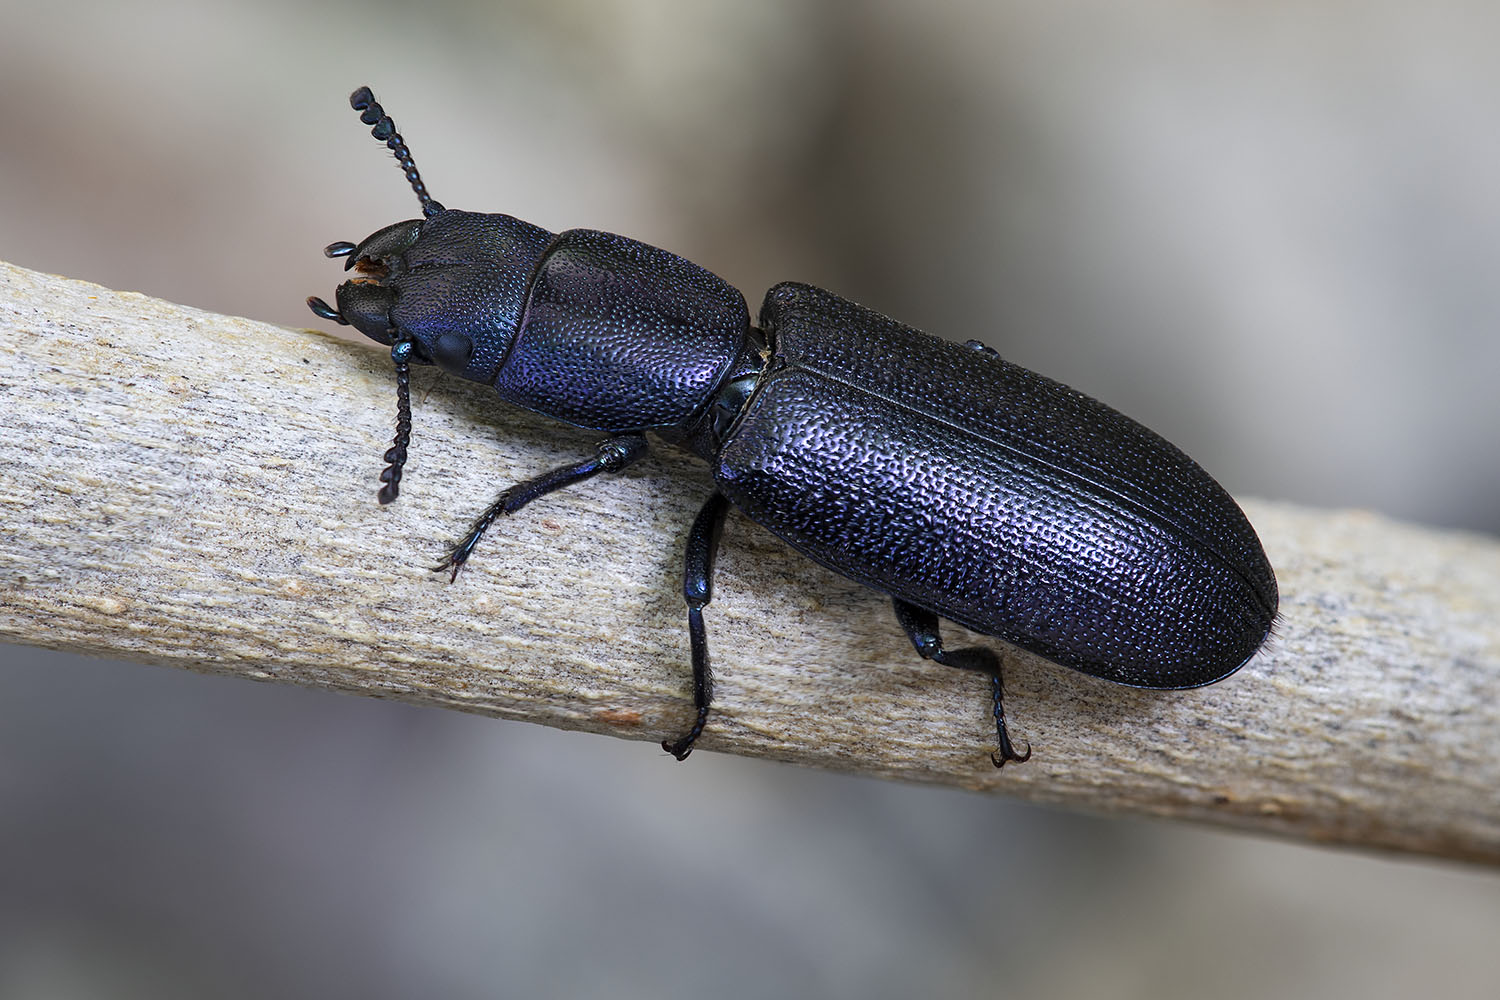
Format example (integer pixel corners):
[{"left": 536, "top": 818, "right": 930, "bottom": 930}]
[
  {"left": 433, "top": 435, "right": 648, "bottom": 580},
  {"left": 662, "top": 492, "right": 732, "bottom": 761},
  {"left": 892, "top": 599, "right": 1032, "bottom": 767}
]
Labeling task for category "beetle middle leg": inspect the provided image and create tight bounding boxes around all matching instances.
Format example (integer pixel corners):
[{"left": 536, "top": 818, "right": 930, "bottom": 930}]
[
  {"left": 892, "top": 599, "right": 1032, "bottom": 767},
  {"left": 662, "top": 491, "right": 731, "bottom": 761},
  {"left": 434, "top": 435, "right": 648, "bottom": 580}
]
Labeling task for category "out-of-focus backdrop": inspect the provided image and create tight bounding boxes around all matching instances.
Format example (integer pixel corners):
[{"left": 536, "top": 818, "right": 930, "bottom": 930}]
[{"left": 2, "top": 2, "right": 1498, "bottom": 997}]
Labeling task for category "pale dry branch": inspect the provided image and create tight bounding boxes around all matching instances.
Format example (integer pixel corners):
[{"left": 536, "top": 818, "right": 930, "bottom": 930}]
[{"left": 2, "top": 260, "right": 1497, "bottom": 864}]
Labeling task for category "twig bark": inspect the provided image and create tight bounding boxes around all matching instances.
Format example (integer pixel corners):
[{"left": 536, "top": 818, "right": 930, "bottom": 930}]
[{"left": 3, "top": 260, "right": 1498, "bottom": 865}]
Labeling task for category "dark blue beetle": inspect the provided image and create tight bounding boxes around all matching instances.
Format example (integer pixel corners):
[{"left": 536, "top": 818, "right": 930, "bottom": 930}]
[{"left": 309, "top": 87, "right": 1277, "bottom": 766}]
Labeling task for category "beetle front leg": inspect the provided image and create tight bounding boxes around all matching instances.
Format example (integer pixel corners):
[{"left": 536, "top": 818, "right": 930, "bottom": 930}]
[
  {"left": 434, "top": 435, "right": 649, "bottom": 580},
  {"left": 892, "top": 599, "right": 1032, "bottom": 767},
  {"left": 662, "top": 492, "right": 731, "bottom": 761}
]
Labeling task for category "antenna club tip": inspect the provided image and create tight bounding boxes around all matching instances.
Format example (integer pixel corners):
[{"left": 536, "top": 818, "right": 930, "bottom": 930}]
[{"left": 344, "top": 87, "right": 442, "bottom": 219}]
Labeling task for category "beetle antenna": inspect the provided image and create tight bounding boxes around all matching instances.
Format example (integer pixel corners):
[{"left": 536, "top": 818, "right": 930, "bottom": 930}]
[
  {"left": 378, "top": 339, "right": 415, "bottom": 504},
  {"left": 349, "top": 86, "right": 445, "bottom": 218}
]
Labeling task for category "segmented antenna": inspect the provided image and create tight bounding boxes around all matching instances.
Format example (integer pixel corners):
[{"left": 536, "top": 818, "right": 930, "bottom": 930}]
[
  {"left": 349, "top": 86, "right": 445, "bottom": 217},
  {"left": 379, "top": 339, "right": 415, "bottom": 504}
]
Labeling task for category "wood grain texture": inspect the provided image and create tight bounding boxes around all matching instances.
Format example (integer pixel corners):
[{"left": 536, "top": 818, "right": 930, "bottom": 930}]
[{"left": 3, "top": 259, "right": 1498, "bottom": 864}]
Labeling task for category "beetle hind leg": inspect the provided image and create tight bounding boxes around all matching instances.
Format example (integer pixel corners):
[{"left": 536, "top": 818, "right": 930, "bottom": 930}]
[{"left": 892, "top": 599, "right": 1032, "bottom": 767}]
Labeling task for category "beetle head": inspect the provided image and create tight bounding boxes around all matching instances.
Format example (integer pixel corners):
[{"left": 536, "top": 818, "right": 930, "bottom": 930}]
[
  {"left": 306, "top": 87, "right": 561, "bottom": 505},
  {"left": 304, "top": 86, "right": 449, "bottom": 505},
  {"left": 327, "top": 220, "right": 423, "bottom": 347},
  {"left": 314, "top": 208, "right": 555, "bottom": 374}
]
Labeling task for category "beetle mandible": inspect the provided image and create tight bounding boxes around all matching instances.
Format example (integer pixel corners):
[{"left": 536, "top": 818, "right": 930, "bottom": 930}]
[{"left": 308, "top": 86, "right": 1278, "bottom": 767}]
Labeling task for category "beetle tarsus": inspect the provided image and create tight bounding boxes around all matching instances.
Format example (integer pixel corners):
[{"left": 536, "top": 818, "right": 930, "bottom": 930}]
[
  {"left": 989, "top": 673, "right": 1032, "bottom": 767},
  {"left": 894, "top": 598, "right": 1030, "bottom": 768},
  {"left": 435, "top": 521, "right": 492, "bottom": 581},
  {"left": 662, "top": 704, "right": 709, "bottom": 761},
  {"left": 433, "top": 505, "right": 504, "bottom": 581}
]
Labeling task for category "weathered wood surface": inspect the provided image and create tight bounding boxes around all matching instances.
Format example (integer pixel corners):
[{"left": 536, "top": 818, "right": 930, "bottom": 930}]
[{"left": 2, "top": 260, "right": 1497, "bottom": 864}]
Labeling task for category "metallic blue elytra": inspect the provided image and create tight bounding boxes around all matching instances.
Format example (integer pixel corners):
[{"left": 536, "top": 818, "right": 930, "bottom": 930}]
[
  {"left": 725, "top": 283, "right": 1275, "bottom": 691},
  {"left": 308, "top": 86, "right": 1277, "bottom": 767}
]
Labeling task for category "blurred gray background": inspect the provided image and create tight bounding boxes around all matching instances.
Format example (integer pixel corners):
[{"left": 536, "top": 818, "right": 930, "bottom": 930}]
[{"left": 2, "top": 1, "right": 1498, "bottom": 997}]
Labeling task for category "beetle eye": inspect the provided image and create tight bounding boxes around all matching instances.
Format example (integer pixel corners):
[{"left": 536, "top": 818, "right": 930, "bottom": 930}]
[{"left": 433, "top": 332, "right": 474, "bottom": 374}]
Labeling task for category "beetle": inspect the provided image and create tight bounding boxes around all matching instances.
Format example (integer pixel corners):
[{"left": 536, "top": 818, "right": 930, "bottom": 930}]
[{"left": 308, "top": 86, "right": 1277, "bottom": 767}]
